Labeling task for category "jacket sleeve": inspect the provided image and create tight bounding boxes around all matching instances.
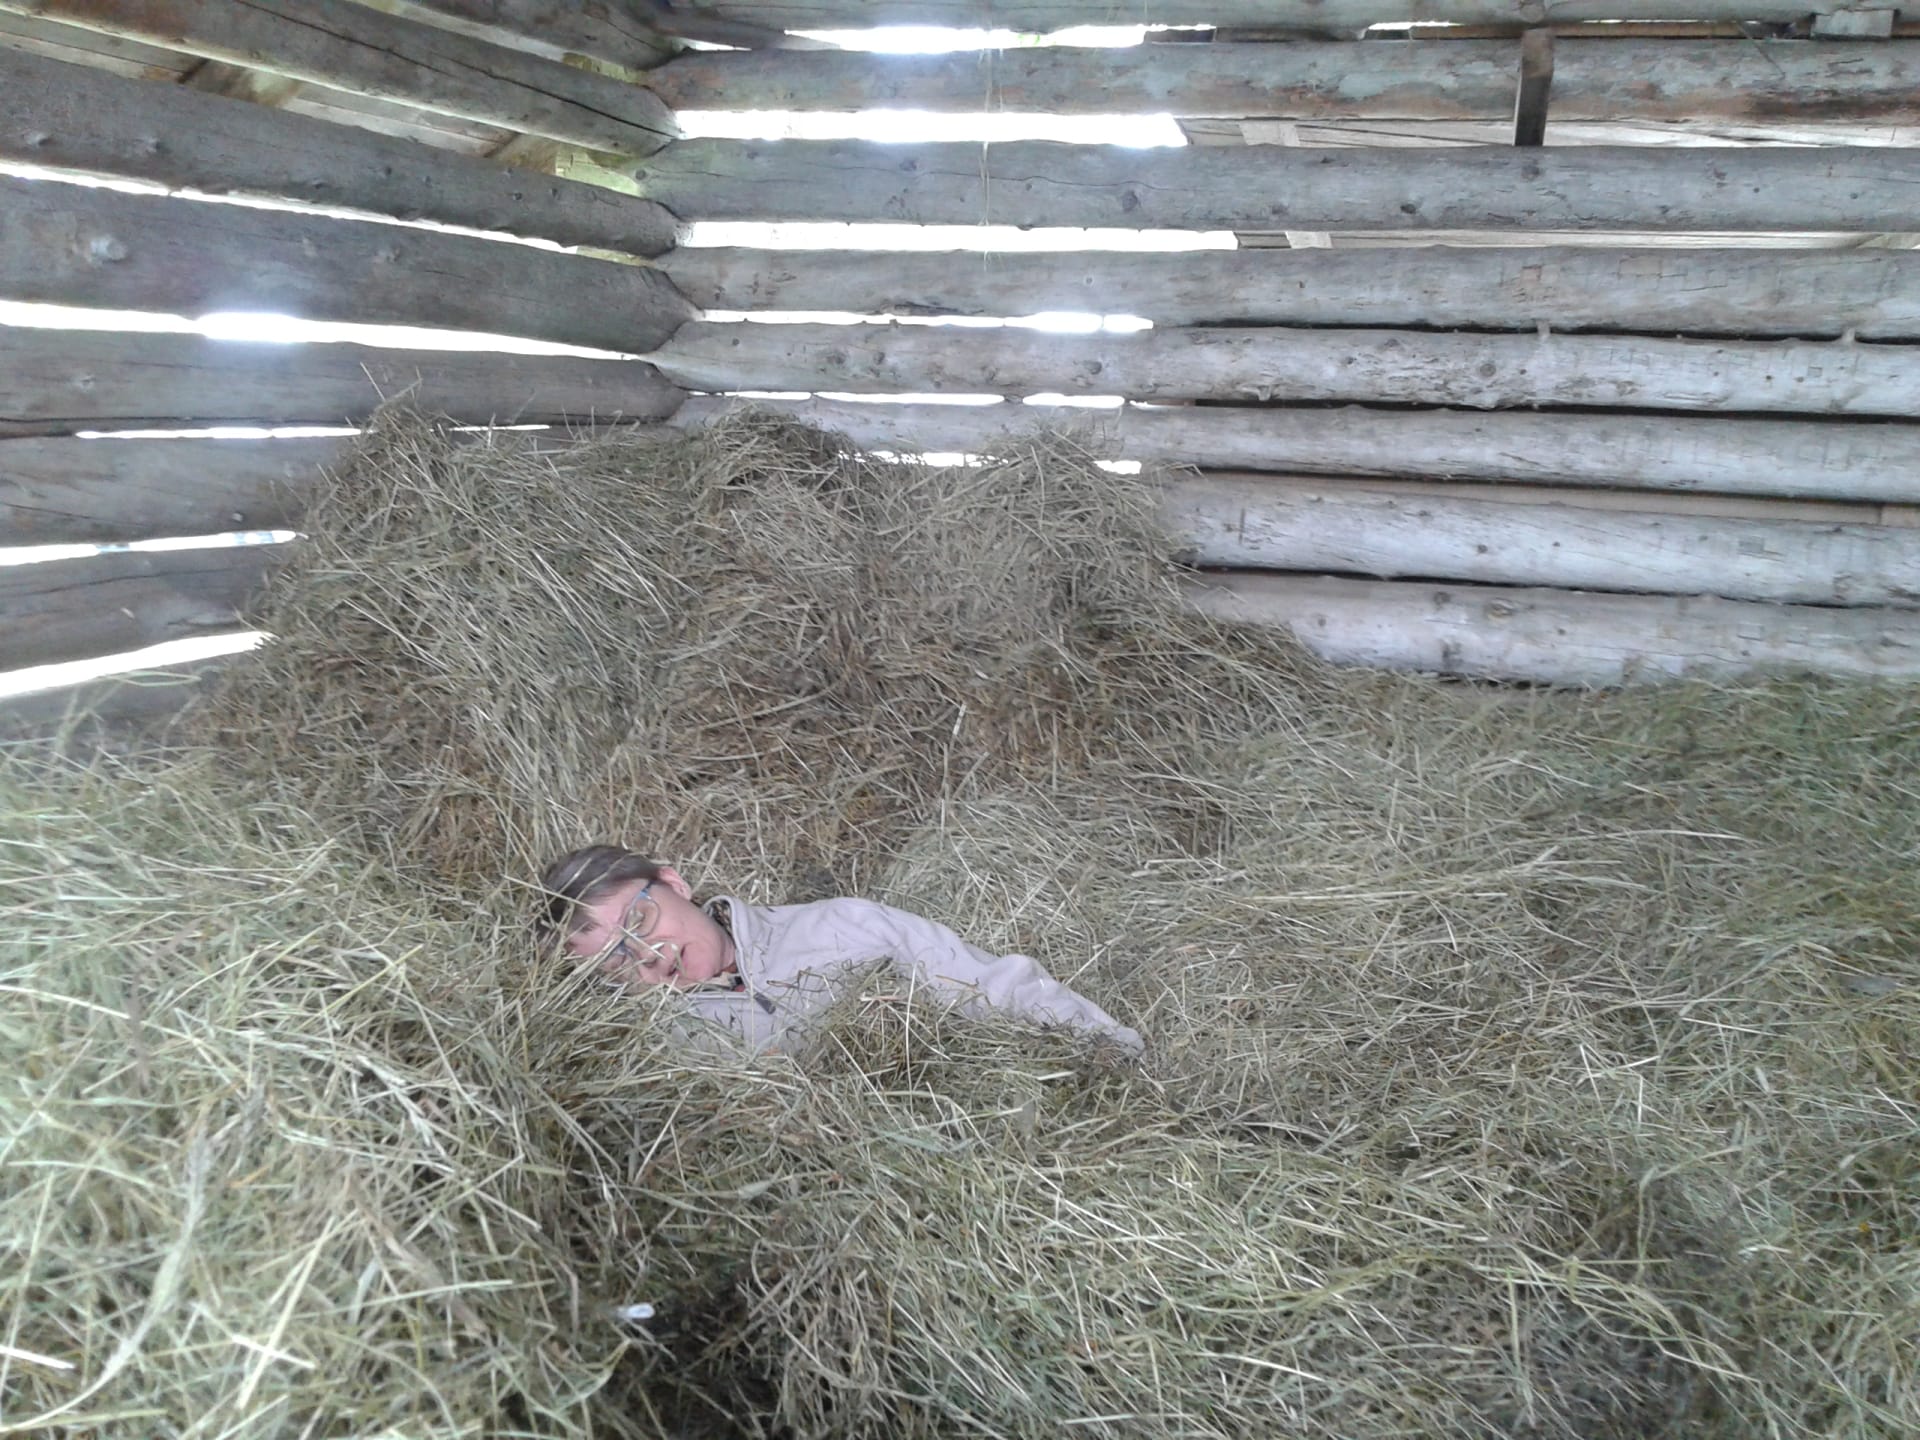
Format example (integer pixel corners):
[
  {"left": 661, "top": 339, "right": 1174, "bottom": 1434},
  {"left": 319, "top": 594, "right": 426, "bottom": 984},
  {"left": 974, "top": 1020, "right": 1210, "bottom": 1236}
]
[{"left": 848, "top": 900, "right": 1144, "bottom": 1054}]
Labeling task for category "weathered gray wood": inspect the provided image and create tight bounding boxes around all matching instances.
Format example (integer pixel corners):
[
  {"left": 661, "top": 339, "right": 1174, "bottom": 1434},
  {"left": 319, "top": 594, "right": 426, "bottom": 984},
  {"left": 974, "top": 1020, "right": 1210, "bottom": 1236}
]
[
  {"left": 0, "top": 330, "right": 686, "bottom": 434},
  {"left": 1184, "top": 572, "right": 1920, "bottom": 685},
  {"left": 0, "top": 7, "right": 193, "bottom": 79},
  {"left": 1, "top": 436, "right": 340, "bottom": 545},
  {"left": 1166, "top": 475, "right": 1920, "bottom": 606},
  {"left": 675, "top": 2, "right": 1903, "bottom": 29},
  {"left": 645, "top": 40, "right": 1920, "bottom": 125},
  {"left": 2, "top": 176, "right": 695, "bottom": 355},
  {"left": 0, "top": 655, "right": 235, "bottom": 750},
  {"left": 664, "top": 246, "right": 1920, "bottom": 340},
  {"left": 0, "top": 50, "right": 680, "bottom": 255},
  {"left": 0, "top": 0, "right": 677, "bottom": 155},
  {"left": 636, "top": 140, "right": 1920, "bottom": 232},
  {"left": 651, "top": 321, "right": 1920, "bottom": 417},
  {"left": 390, "top": 0, "right": 676, "bottom": 70},
  {"left": 0, "top": 545, "right": 283, "bottom": 670},
  {"left": 674, "top": 396, "right": 1920, "bottom": 504},
  {"left": 1199, "top": 472, "right": 1893, "bottom": 527}
]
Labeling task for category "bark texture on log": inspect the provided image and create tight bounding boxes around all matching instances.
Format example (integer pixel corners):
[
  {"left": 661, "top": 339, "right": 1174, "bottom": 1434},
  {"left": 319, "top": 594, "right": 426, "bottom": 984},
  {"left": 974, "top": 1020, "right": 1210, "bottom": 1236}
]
[
  {"left": 1165, "top": 475, "right": 1920, "bottom": 606},
  {"left": 637, "top": 140, "right": 1920, "bottom": 232},
  {"left": 0, "top": 544, "right": 282, "bottom": 669},
  {"left": 0, "top": 330, "right": 686, "bottom": 434},
  {"left": 0, "top": 49, "right": 681, "bottom": 254},
  {"left": 1185, "top": 572, "right": 1920, "bottom": 685},
  {"left": 2, "top": 176, "right": 695, "bottom": 355},
  {"left": 664, "top": 246, "right": 1920, "bottom": 340},
  {"left": 673, "top": 396, "right": 1920, "bottom": 505},
  {"left": 652, "top": 321, "right": 1920, "bottom": 417},
  {"left": 0, "top": 0, "right": 678, "bottom": 155},
  {"left": 646, "top": 40, "right": 1920, "bottom": 125},
  {"left": 0, "top": 436, "right": 340, "bottom": 545}
]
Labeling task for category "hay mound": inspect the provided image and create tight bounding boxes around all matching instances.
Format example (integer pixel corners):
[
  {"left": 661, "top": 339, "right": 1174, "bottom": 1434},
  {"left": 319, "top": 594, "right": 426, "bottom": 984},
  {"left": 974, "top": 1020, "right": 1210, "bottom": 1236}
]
[{"left": 6, "top": 413, "right": 1916, "bottom": 1439}]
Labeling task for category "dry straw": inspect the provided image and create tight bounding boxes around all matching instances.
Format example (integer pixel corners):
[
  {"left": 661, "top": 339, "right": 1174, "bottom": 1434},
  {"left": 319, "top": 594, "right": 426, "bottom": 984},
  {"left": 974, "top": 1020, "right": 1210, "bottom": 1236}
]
[{"left": 3, "top": 412, "right": 1915, "bottom": 1439}]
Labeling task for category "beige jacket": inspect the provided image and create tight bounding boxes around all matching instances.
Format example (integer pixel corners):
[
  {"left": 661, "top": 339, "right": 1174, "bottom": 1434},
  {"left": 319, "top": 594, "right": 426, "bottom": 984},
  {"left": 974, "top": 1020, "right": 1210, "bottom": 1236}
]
[{"left": 682, "top": 896, "right": 1143, "bottom": 1056}]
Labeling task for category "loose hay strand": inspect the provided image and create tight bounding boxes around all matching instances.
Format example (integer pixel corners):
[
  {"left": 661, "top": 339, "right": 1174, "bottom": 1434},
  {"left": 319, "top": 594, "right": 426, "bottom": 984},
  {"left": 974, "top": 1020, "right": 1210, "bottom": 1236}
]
[{"left": 3, "top": 411, "right": 1915, "bottom": 1438}]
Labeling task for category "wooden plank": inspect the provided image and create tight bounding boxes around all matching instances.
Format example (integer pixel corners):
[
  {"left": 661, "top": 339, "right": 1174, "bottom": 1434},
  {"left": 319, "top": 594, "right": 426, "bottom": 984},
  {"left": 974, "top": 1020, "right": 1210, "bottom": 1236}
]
[
  {"left": 645, "top": 40, "right": 1920, "bottom": 126},
  {"left": 674, "top": 2, "right": 1902, "bottom": 29},
  {"left": 1184, "top": 572, "right": 1920, "bottom": 685},
  {"left": 0, "top": 0, "right": 677, "bottom": 156},
  {"left": 0, "top": 8, "right": 192, "bottom": 78},
  {"left": 1, "top": 176, "right": 696, "bottom": 355},
  {"left": 0, "top": 329, "right": 686, "bottom": 434},
  {"left": 1198, "top": 472, "right": 1890, "bottom": 526},
  {"left": 636, "top": 140, "right": 1920, "bottom": 233},
  {"left": 651, "top": 322, "right": 1920, "bottom": 418},
  {"left": 0, "top": 655, "right": 233, "bottom": 749},
  {"left": 386, "top": 0, "right": 676, "bottom": 70},
  {"left": 1165, "top": 474, "right": 1920, "bottom": 606},
  {"left": 1, "top": 436, "right": 339, "bottom": 545},
  {"left": 0, "top": 49, "right": 681, "bottom": 255},
  {"left": 673, "top": 396, "right": 1920, "bottom": 504},
  {"left": 0, "top": 545, "right": 281, "bottom": 670},
  {"left": 662, "top": 247, "right": 1920, "bottom": 340}
]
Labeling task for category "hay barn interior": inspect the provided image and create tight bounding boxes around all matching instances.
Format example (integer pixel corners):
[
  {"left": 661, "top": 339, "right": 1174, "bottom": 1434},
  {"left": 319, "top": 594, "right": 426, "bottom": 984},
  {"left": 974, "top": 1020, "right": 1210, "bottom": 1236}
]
[{"left": 2, "top": 4, "right": 1917, "bottom": 1439}]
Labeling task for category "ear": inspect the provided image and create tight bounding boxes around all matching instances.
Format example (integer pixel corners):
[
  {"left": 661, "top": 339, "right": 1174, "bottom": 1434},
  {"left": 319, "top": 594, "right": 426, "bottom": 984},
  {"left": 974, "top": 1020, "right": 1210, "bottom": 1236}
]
[{"left": 655, "top": 866, "right": 695, "bottom": 901}]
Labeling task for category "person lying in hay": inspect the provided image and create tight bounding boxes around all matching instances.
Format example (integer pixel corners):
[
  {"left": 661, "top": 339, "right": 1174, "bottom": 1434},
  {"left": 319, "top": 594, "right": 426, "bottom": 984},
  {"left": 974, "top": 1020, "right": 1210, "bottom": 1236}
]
[{"left": 538, "top": 845, "right": 1144, "bottom": 1056}]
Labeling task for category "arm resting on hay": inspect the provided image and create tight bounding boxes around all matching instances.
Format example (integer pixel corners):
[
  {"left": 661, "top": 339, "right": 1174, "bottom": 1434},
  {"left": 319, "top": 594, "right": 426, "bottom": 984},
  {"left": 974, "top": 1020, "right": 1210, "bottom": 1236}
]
[{"left": 808, "top": 899, "right": 1144, "bottom": 1054}]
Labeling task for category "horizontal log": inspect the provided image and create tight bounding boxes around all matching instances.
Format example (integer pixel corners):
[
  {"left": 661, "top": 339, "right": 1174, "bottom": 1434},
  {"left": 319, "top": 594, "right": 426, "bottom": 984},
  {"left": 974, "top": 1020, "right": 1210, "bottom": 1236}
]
[
  {"left": 0, "top": 50, "right": 680, "bottom": 255},
  {"left": 1166, "top": 475, "right": 1920, "bottom": 606},
  {"left": 0, "top": 0, "right": 676, "bottom": 156},
  {"left": 1184, "top": 572, "right": 1920, "bottom": 685},
  {"left": 673, "top": 396, "right": 1920, "bottom": 504},
  {"left": 0, "top": 544, "right": 281, "bottom": 669},
  {"left": 391, "top": 0, "right": 676, "bottom": 71},
  {"left": 0, "top": 330, "right": 685, "bottom": 433},
  {"left": 665, "top": 246, "right": 1920, "bottom": 342},
  {"left": 673, "top": 2, "right": 1878, "bottom": 28},
  {"left": 651, "top": 322, "right": 1920, "bottom": 417},
  {"left": 0, "top": 436, "right": 340, "bottom": 545},
  {"left": 646, "top": 40, "right": 1920, "bottom": 125},
  {"left": 1199, "top": 473, "right": 1895, "bottom": 526},
  {"left": 1, "top": 176, "right": 695, "bottom": 355},
  {"left": 637, "top": 140, "right": 1920, "bottom": 233},
  {"left": 0, "top": 655, "right": 231, "bottom": 749}
]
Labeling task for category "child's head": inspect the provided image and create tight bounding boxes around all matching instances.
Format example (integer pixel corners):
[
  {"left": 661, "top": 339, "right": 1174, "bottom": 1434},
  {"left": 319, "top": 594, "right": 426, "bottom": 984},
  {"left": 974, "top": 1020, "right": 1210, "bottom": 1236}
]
[{"left": 536, "top": 845, "right": 737, "bottom": 988}]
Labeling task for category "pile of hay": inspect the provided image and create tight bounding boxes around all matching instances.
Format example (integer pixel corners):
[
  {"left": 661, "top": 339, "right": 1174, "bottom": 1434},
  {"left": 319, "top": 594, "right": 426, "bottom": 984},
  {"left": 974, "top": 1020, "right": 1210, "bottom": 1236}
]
[{"left": 3, "top": 412, "right": 1914, "bottom": 1439}]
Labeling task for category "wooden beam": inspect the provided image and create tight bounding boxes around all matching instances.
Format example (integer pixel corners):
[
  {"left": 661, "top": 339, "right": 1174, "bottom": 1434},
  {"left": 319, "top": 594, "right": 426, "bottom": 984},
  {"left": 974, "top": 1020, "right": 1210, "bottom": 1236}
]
[
  {"left": 1198, "top": 472, "right": 1897, "bottom": 527},
  {"left": 0, "top": 0, "right": 677, "bottom": 156},
  {"left": 644, "top": 40, "right": 1920, "bottom": 126},
  {"left": 1183, "top": 572, "right": 1920, "bottom": 685},
  {"left": 1, "top": 436, "right": 339, "bottom": 545},
  {"left": 1165, "top": 474, "right": 1920, "bottom": 607},
  {"left": 0, "top": 50, "right": 681, "bottom": 255},
  {"left": 1512, "top": 29, "right": 1553, "bottom": 147},
  {"left": 2, "top": 176, "right": 695, "bottom": 355},
  {"left": 663, "top": 246, "right": 1920, "bottom": 339},
  {"left": 673, "top": 396, "right": 1920, "bottom": 504},
  {"left": 0, "top": 656, "right": 232, "bottom": 749},
  {"left": 636, "top": 140, "right": 1920, "bottom": 232},
  {"left": 651, "top": 322, "right": 1920, "bottom": 418},
  {"left": 388, "top": 0, "right": 677, "bottom": 71},
  {"left": 0, "top": 545, "right": 282, "bottom": 670},
  {"left": 0, "top": 329, "right": 685, "bottom": 434},
  {"left": 670, "top": 2, "right": 1902, "bottom": 29}
]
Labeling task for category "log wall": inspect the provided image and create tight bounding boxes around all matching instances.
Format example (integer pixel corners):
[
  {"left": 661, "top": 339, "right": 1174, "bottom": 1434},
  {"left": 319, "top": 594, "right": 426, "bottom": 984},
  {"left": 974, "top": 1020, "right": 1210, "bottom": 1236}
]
[{"left": 8, "top": 0, "right": 1920, "bottom": 737}]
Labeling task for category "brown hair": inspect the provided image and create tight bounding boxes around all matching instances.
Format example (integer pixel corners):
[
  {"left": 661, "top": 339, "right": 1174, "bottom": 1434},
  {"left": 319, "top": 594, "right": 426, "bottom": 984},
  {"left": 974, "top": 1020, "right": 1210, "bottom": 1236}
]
[{"left": 534, "top": 844, "right": 664, "bottom": 955}]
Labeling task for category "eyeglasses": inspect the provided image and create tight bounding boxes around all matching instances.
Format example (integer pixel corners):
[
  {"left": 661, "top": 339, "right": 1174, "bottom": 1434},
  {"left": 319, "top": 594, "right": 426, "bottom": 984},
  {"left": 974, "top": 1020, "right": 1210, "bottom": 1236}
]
[{"left": 602, "top": 882, "right": 682, "bottom": 977}]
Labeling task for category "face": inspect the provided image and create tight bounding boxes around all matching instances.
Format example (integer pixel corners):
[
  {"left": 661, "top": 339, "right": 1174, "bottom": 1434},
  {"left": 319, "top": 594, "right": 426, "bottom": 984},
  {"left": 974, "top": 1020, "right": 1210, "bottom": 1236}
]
[{"left": 569, "top": 866, "right": 738, "bottom": 990}]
